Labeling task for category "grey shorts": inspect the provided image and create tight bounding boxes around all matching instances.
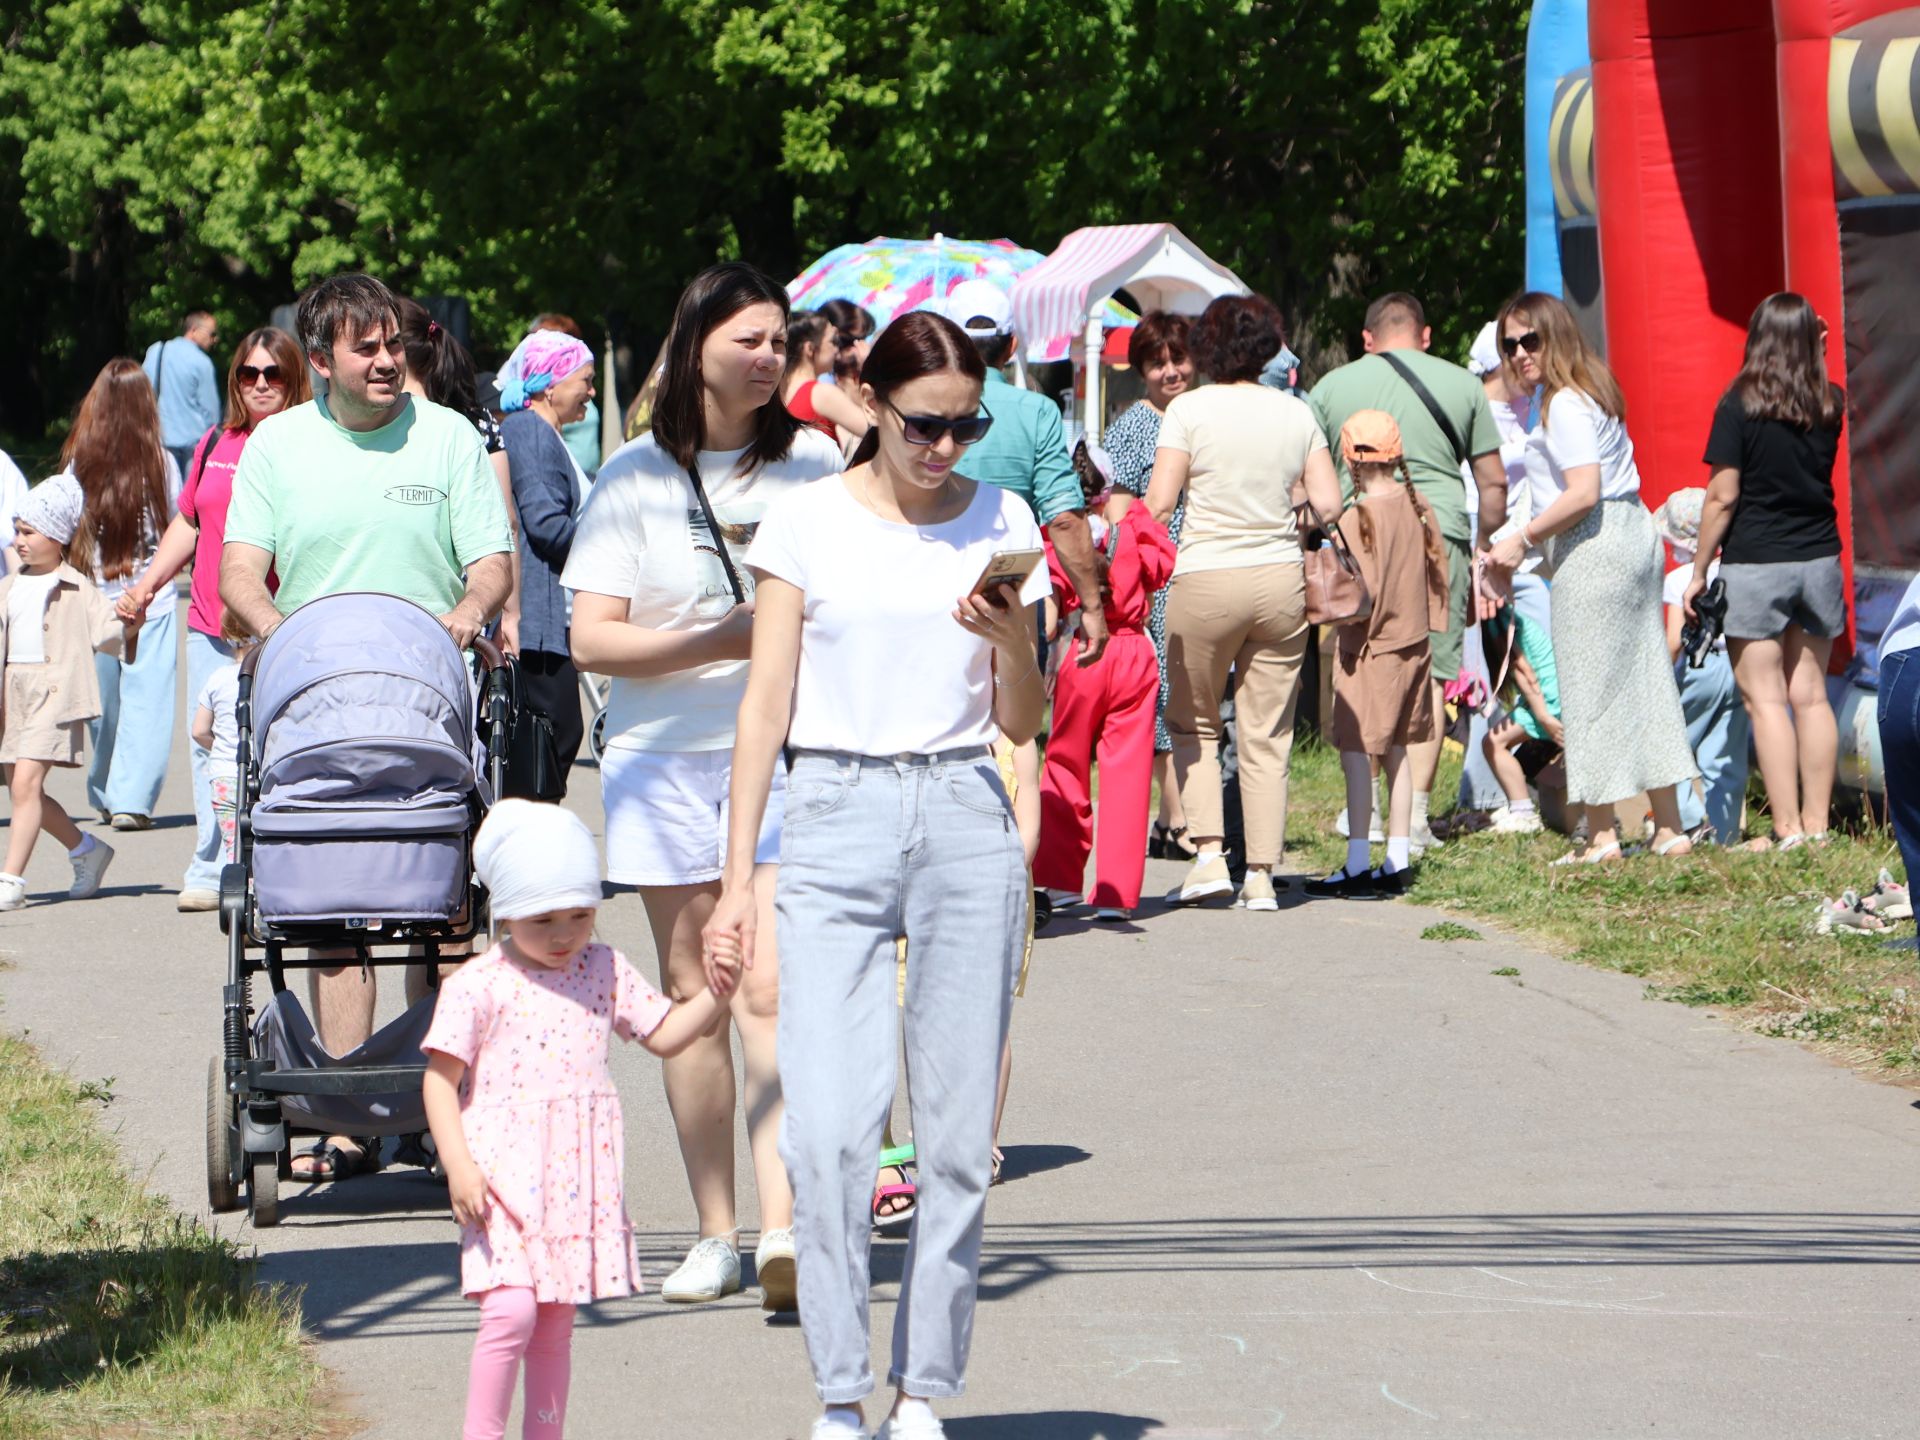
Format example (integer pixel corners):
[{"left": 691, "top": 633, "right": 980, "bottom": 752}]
[{"left": 1719, "top": 556, "right": 1845, "bottom": 641}]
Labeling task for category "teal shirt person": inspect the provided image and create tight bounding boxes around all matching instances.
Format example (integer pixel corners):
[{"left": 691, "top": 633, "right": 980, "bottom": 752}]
[{"left": 960, "top": 369, "right": 1080, "bottom": 524}]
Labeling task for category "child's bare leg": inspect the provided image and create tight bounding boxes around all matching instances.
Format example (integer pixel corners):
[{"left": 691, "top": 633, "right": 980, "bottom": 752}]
[
  {"left": 1483, "top": 723, "right": 1531, "bottom": 805},
  {"left": 5, "top": 761, "right": 52, "bottom": 876}
]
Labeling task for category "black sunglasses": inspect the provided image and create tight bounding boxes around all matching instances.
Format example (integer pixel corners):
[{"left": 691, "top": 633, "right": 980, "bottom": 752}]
[
  {"left": 236, "top": 363, "right": 287, "bottom": 386},
  {"left": 1500, "top": 331, "right": 1543, "bottom": 358},
  {"left": 886, "top": 400, "right": 994, "bottom": 447}
]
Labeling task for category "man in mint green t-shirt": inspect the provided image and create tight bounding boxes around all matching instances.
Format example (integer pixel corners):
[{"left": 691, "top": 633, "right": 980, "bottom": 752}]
[
  {"left": 219, "top": 273, "right": 511, "bottom": 1184},
  {"left": 222, "top": 273, "right": 511, "bottom": 648}
]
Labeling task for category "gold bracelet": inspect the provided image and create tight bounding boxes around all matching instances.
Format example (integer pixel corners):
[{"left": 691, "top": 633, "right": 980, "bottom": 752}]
[{"left": 993, "top": 649, "right": 1038, "bottom": 689}]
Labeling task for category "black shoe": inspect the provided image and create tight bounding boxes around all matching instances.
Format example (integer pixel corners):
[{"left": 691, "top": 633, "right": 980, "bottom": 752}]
[
  {"left": 1368, "top": 865, "right": 1411, "bottom": 898},
  {"left": 1303, "top": 867, "right": 1377, "bottom": 900},
  {"left": 1032, "top": 889, "right": 1055, "bottom": 930}
]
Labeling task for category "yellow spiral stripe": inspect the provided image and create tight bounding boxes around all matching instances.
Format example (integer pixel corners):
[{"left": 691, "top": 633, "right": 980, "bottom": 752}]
[{"left": 1832, "top": 38, "right": 1894, "bottom": 198}]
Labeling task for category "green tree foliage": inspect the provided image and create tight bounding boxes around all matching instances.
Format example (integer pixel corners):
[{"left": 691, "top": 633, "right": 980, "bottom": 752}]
[{"left": 0, "top": 0, "right": 1526, "bottom": 445}]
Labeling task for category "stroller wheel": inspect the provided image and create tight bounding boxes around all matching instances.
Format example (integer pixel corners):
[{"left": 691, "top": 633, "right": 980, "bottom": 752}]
[
  {"left": 205, "top": 1057, "right": 242, "bottom": 1213},
  {"left": 589, "top": 710, "right": 608, "bottom": 762},
  {"left": 248, "top": 1156, "right": 280, "bottom": 1228}
]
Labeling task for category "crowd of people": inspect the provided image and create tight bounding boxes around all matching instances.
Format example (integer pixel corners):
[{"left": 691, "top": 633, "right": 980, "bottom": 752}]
[{"left": 0, "top": 256, "right": 1888, "bottom": 1440}]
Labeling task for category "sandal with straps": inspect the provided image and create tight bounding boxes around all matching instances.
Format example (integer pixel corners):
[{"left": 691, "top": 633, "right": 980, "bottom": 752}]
[
  {"left": 873, "top": 1141, "right": 917, "bottom": 1232},
  {"left": 1551, "top": 841, "right": 1623, "bottom": 867}
]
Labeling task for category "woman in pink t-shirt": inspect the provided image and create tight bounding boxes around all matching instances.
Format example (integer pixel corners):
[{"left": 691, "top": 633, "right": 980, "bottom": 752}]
[{"left": 121, "top": 326, "right": 309, "bottom": 911}]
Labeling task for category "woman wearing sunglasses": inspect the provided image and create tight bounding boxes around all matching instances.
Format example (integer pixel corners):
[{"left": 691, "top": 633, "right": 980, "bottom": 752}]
[
  {"left": 706, "top": 309, "right": 1042, "bottom": 1440},
  {"left": 565, "top": 263, "right": 842, "bottom": 1312},
  {"left": 1480, "top": 292, "right": 1697, "bottom": 864},
  {"left": 119, "top": 325, "right": 310, "bottom": 911}
]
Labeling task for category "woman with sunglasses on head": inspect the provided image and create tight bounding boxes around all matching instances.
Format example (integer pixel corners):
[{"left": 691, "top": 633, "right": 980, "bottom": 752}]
[
  {"left": 1481, "top": 293, "right": 1697, "bottom": 863},
  {"left": 564, "top": 263, "right": 841, "bottom": 1312},
  {"left": 706, "top": 310, "right": 1043, "bottom": 1440},
  {"left": 120, "top": 327, "right": 310, "bottom": 908}
]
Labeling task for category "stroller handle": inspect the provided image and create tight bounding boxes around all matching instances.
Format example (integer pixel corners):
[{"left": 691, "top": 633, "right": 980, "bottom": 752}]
[{"left": 472, "top": 635, "right": 508, "bottom": 672}]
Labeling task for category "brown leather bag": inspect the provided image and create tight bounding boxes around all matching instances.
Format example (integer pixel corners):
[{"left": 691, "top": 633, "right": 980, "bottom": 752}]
[{"left": 1295, "top": 500, "right": 1372, "bottom": 627}]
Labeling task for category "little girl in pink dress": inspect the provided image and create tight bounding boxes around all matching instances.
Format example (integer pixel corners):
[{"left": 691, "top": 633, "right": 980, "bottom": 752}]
[{"left": 423, "top": 799, "right": 741, "bottom": 1440}]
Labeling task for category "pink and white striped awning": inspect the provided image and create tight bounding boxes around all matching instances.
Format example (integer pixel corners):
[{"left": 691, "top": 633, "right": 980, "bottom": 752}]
[{"left": 1011, "top": 223, "right": 1251, "bottom": 363}]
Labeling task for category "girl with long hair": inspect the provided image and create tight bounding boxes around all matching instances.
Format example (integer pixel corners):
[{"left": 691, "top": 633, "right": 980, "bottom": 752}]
[
  {"left": 120, "top": 328, "right": 309, "bottom": 905},
  {"left": 563, "top": 263, "right": 842, "bottom": 1311},
  {"left": 1482, "top": 292, "right": 1697, "bottom": 863},
  {"left": 782, "top": 310, "right": 870, "bottom": 447},
  {"left": 1682, "top": 292, "right": 1846, "bottom": 848},
  {"left": 706, "top": 309, "right": 1044, "bottom": 1440},
  {"left": 61, "top": 358, "right": 180, "bottom": 831}
]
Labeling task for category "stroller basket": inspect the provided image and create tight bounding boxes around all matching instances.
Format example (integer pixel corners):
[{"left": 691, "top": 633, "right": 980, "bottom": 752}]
[{"left": 243, "top": 595, "right": 484, "bottom": 928}]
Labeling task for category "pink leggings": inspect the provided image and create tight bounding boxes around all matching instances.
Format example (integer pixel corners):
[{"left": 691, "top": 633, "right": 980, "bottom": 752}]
[{"left": 465, "top": 1287, "right": 576, "bottom": 1440}]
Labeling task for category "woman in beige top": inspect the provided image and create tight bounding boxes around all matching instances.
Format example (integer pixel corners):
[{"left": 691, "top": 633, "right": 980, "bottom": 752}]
[{"left": 1146, "top": 294, "right": 1342, "bottom": 912}]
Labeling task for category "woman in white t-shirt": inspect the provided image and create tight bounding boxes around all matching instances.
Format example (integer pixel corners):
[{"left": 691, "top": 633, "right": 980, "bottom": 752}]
[
  {"left": 563, "top": 264, "right": 841, "bottom": 1310},
  {"left": 1481, "top": 292, "right": 1697, "bottom": 864},
  {"left": 704, "top": 311, "right": 1044, "bottom": 1440},
  {"left": 1145, "top": 295, "right": 1343, "bottom": 912}
]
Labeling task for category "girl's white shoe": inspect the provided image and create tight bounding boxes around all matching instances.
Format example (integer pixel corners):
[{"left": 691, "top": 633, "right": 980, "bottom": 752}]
[
  {"left": 877, "top": 1412, "right": 945, "bottom": 1440},
  {"left": 0, "top": 874, "right": 25, "bottom": 911},
  {"left": 810, "top": 1417, "right": 868, "bottom": 1440}
]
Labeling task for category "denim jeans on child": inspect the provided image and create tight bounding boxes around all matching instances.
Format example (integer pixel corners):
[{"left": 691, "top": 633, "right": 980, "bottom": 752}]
[
  {"left": 1675, "top": 647, "right": 1751, "bottom": 841},
  {"left": 1877, "top": 649, "right": 1920, "bottom": 886},
  {"left": 88, "top": 600, "right": 177, "bottom": 818},
  {"left": 776, "top": 747, "right": 1027, "bottom": 1405},
  {"left": 183, "top": 628, "right": 235, "bottom": 891}
]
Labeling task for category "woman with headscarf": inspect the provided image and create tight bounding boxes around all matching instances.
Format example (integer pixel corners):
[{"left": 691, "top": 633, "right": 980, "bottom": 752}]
[
  {"left": 499, "top": 328, "right": 597, "bottom": 783},
  {"left": 119, "top": 326, "right": 309, "bottom": 908}
]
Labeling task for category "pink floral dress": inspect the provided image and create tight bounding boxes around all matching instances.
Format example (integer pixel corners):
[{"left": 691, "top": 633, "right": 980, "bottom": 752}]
[{"left": 422, "top": 942, "right": 671, "bottom": 1303}]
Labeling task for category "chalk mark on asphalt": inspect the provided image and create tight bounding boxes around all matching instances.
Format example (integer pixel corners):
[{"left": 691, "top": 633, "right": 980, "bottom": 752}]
[
  {"left": 1354, "top": 1266, "right": 1668, "bottom": 1312},
  {"left": 1380, "top": 1383, "right": 1438, "bottom": 1420}
]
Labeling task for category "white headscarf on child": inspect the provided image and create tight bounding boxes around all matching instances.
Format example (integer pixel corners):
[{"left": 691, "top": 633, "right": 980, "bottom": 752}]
[
  {"left": 472, "top": 799, "right": 603, "bottom": 921},
  {"left": 18, "top": 474, "right": 85, "bottom": 545}
]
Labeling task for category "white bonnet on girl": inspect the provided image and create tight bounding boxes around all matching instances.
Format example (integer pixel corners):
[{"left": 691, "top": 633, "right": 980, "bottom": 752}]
[
  {"left": 18, "top": 474, "right": 85, "bottom": 545},
  {"left": 474, "top": 799, "right": 603, "bottom": 921}
]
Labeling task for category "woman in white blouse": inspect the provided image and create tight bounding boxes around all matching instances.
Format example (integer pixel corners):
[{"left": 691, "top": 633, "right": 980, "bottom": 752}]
[{"left": 1481, "top": 293, "right": 1696, "bottom": 864}]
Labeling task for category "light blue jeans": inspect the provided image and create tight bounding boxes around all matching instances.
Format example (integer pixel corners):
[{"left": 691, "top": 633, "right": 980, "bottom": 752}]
[
  {"left": 776, "top": 747, "right": 1027, "bottom": 1405},
  {"left": 182, "top": 627, "right": 235, "bottom": 892},
  {"left": 88, "top": 599, "right": 177, "bottom": 818},
  {"left": 1676, "top": 648, "right": 1751, "bottom": 841}
]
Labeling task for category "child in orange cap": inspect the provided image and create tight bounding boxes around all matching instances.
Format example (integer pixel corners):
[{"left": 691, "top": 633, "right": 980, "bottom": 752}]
[{"left": 1305, "top": 410, "right": 1449, "bottom": 900}]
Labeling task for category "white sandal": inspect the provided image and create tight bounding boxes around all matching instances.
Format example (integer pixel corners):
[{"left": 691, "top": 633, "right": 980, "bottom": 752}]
[
  {"left": 1652, "top": 833, "right": 1693, "bottom": 857},
  {"left": 1552, "top": 841, "right": 1623, "bottom": 867}
]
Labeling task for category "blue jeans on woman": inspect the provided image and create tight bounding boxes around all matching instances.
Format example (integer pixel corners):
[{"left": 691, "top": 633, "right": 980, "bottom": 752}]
[
  {"left": 88, "top": 599, "right": 177, "bottom": 819},
  {"left": 182, "top": 627, "right": 235, "bottom": 893},
  {"left": 1877, "top": 649, "right": 1920, "bottom": 886}
]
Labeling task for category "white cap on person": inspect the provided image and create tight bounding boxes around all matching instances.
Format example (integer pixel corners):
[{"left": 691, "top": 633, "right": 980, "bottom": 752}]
[
  {"left": 944, "top": 279, "right": 1013, "bottom": 338},
  {"left": 1467, "top": 321, "right": 1501, "bottom": 377},
  {"left": 472, "top": 799, "right": 603, "bottom": 922}
]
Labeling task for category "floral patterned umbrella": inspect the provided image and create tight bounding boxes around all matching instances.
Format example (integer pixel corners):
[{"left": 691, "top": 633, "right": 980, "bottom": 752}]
[{"left": 787, "top": 234, "right": 1136, "bottom": 362}]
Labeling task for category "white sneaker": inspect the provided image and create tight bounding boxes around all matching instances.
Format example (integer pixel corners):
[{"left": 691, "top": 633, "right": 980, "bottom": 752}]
[
  {"left": 176, "top": 887, "right": 221, "bottom": 913},
  {"left": 1237, "top": 870, "right": 1278, "bottom": 912},
  {"left": 1093, "top": 906, "right": 1132, "bottom": 922},
  {"left": 878, "top": 1409, "right": 946, "bottom": 1440},
  {"left": 658, "top": 1235, "right": 740, "bottom": 1303},
  {"left": 1488, "top": 806, "right": 1543, "bottom": 835},
  {"left": 0, "top": 875, "right": 25, "bottom": 911},
  {"left": 811, "top": 1417, "right": 869, "bottom": 1440},
  {"left": 1165, "top": 853, "right": 1234, "bottom": 905},
  {"left": 1042, "top": 888, "right": 1084, "bottom": 910},
  {"left": 69, "top": 839, "right": 114, "bottom": 899},
  {"left": 754, "top": 1227, "right": 797, "bottom": 1312}
]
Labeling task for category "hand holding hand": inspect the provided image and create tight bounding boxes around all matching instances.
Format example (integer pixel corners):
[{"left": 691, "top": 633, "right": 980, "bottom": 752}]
[
  {"left": 116, "top": 588, "right": 150, "bottom": 626},
  {"left": 701, "top": 882, "right": 756, "bottom": 997},
  {"left": 446, "top": 1159, "right": 489, "bottom": 1228}
]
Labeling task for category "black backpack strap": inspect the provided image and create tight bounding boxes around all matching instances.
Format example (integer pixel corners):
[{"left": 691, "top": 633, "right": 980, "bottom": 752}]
[
  {"left": 1379, "top": 351, "right": 1468, "bottom": 466},
  {"left": 686, "top": 459, "right": 747, "bottom": 607},
  {"left": 189, "top": 425, "right": 218, "bottom": 491}
]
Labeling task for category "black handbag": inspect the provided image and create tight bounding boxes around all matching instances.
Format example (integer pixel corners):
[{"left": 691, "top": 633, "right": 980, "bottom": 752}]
[{"left": 486, "top": 655, "right": 566, "bottom": 801}]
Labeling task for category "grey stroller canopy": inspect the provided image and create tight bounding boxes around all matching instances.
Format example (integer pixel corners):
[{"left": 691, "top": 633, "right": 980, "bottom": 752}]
[{"left": 247, "top": 592, "right": 482, "bottom": 926}]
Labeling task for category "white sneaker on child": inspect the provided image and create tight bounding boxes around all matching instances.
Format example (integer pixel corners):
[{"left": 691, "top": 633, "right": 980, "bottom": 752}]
[
  {"left": 0, "top": 875, "right": 25, "bottom": 911},
  {"left": 754, "top": 1227, "right": 797, "bottom": 1312},
  {"left": 658, "top": 1235, "right": 740, "bottom": 1303},
  {"left": 69, "top": 838, "right": 115, "bottom": 899},
  {"left": 811, "top": 1416, "right": 870, "bottom": 1440},
  {"left": 1489, "top": 807, "right": 1543, "bottom": 835}
]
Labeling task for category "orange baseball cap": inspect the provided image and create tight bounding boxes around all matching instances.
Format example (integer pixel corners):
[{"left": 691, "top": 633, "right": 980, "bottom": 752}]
[{"left": 1340, "top": 409, "right": 1404, "bottom": 464}]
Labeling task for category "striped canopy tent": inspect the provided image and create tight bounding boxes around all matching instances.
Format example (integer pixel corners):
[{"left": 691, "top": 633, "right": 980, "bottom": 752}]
[{"left": 1011, "top": 223, "right": 1249, "bottom": 443}]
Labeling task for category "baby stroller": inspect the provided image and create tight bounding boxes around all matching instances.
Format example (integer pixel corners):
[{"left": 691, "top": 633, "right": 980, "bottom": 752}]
[{"left": 205, "top": 593, "right": 511, "bottom": 1226}]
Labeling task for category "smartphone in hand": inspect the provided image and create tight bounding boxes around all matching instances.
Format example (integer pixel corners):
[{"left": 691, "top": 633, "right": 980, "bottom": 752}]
[{"left": 969, "top": 548, "right": 1044, "bottom": 607}]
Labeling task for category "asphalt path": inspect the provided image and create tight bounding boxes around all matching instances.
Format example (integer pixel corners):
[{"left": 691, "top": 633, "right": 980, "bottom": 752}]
[{"left": 3, "top": 610, "right": 1917, "bottom": 1438}]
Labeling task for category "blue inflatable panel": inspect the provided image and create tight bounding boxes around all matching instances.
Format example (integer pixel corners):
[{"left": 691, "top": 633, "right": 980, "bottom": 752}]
[{"left": 1526, "top": 0, "right": 1591, "bottom": 295}]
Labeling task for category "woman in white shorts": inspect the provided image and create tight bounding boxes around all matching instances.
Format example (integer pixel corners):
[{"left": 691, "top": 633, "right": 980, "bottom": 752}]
[{"left": 565, "top": 262, "right": 842, "bottom": 1309}]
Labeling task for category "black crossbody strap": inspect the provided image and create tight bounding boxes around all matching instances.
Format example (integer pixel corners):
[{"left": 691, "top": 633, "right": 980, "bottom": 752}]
[
  {"left": 686, "top": 460, "right": 747, "bottom": 607},
  {"left": 1379, "top": 351, "right": 1467, "bottom": 466}
]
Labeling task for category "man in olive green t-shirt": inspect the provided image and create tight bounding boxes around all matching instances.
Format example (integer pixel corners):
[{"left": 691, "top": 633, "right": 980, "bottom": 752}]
[{"left": 1309, "top": 292, "right": 1510, "bottom": 851}]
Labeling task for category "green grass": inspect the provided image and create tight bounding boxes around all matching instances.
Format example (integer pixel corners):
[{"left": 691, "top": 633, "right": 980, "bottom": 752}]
[
  {"left": 1419, "top": 922, "right": 1483, "bottom": 943},
  {"left": 0, "top": 1028, "right": 336, "bottom": 1439},
  {"left": 1284, "top": 738, "right": 1920, "bottom": 1076}
]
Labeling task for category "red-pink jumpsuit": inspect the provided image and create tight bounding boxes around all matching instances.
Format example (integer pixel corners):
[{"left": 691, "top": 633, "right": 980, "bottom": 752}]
[{"left": 1035, "top": 504, "right": 1177, "bottom": 909}]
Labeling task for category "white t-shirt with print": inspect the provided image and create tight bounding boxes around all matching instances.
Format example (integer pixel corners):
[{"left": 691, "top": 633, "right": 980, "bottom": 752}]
[
  {"left": 195, "top": 661, "right": 242, "bottom": 774},
  {"left": 745, "top": 475, "right": 1049, "bottom": 757},
  {"left": 561, "top": 429, "right": 842, "bottom": 752}
]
